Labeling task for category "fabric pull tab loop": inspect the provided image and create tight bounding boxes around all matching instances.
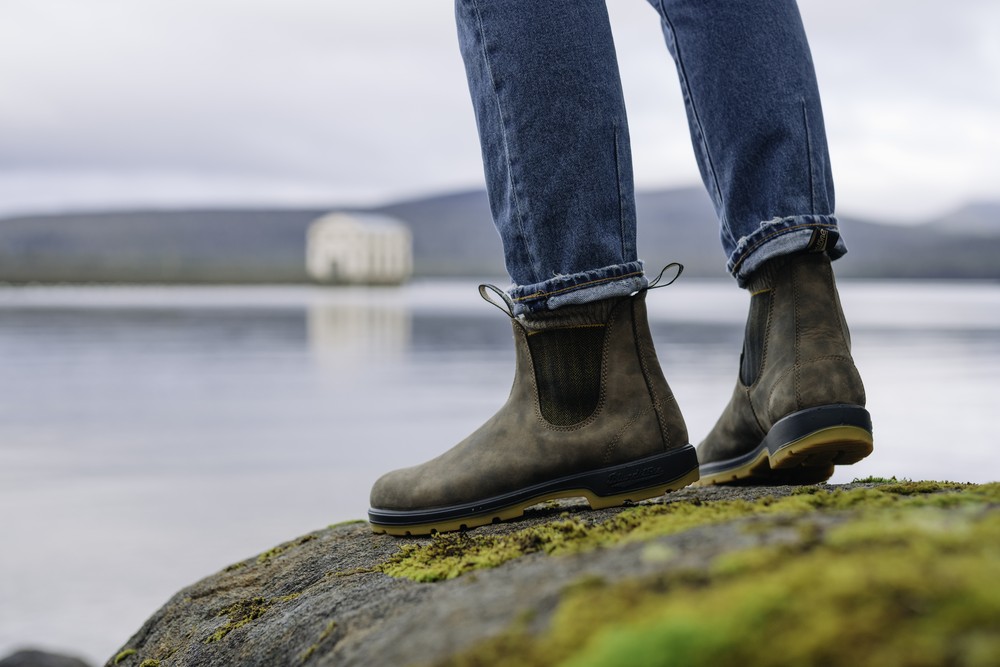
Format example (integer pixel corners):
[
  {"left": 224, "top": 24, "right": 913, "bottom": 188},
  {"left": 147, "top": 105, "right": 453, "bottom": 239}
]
[
  {"left": 646, "top": 262, "right": 684, "bottom": 291},
  {"left": 478, "top": 284, "right": 516, "bottom": 318}
]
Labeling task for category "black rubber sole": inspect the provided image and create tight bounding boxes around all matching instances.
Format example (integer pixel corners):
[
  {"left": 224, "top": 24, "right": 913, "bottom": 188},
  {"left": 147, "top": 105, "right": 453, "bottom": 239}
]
[
  {"left": 697, "top": 404, "right": 873, "bottom": 486},
  {"left": 369, "top": 444, "right": 700, "bottom": 536}
]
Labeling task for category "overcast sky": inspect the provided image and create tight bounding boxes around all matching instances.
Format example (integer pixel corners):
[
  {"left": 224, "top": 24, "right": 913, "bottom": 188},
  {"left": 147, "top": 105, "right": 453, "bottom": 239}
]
[{"left": 1, "top": 0, "right": 997, "bottom": 222}]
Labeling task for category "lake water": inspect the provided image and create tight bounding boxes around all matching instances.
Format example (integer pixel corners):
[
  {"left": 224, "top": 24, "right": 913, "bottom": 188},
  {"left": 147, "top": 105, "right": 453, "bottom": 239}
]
[{"left": 1, "top": 280, "right": 998, "bottom": 664}]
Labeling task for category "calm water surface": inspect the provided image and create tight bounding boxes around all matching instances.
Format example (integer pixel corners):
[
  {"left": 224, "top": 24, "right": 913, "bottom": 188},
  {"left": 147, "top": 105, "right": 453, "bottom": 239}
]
[{"left": 1, "top": 280, "right": 998, "bottom": 663}]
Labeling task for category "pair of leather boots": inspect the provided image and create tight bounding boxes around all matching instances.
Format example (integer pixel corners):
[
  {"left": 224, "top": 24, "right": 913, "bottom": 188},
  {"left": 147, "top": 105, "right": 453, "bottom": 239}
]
[{"left": 369, "top": 252, "right": 873, "bottom": 535}]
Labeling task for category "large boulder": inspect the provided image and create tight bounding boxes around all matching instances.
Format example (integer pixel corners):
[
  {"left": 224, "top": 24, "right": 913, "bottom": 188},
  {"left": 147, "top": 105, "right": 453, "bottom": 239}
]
[{"left": 104, "top": 481, "right": 999, "bottom": 667}]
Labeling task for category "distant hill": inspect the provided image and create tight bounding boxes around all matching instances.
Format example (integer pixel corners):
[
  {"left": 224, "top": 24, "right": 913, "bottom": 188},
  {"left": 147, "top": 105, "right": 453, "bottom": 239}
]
[
  {"left": 375, "top": 190, "right": 503, "bottom": 277},
  {"left": 926, "top": 201, "right": 1000, "bottom": 236},
  {"left": 0, "top": 188, "right": 997, "bottom": 283},
  {"left": 0, "top": 209, "right": 330, "bottom": 283}
]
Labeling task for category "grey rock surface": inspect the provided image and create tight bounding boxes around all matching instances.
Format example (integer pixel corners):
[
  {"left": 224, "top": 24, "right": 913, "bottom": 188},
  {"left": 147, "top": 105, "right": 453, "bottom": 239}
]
[{"left": 104, "top": 484, "right": 852, "bottom": 667}]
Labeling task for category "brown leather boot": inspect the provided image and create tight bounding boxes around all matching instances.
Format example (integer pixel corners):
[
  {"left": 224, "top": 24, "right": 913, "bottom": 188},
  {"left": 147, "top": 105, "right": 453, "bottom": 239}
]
[
  {"left": 697, "top": 252, "right": 873, "bottom": 485},
  {"left": 369, "top": 288, "right": 699, "bottom": 535}
]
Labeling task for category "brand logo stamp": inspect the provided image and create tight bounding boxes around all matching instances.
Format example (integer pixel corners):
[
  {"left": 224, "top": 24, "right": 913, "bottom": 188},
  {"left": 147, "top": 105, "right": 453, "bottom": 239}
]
[{"left": 607, "top": 465, "right": 663, "bottom": 489}]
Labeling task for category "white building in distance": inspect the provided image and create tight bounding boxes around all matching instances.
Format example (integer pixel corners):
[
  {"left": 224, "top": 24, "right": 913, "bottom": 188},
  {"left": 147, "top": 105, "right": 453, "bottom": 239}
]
[{"left": 306, "top": 213, "right": 412, "bottom": 285}]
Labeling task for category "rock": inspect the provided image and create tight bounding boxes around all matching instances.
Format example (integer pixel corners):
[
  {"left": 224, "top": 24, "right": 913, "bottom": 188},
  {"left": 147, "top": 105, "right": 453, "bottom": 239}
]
[
  {"left": 0, "top": 650, "right": 92, "bottom": 667},
  {"left": 105, "top": 480, "right": 999, "bottom": 667}
]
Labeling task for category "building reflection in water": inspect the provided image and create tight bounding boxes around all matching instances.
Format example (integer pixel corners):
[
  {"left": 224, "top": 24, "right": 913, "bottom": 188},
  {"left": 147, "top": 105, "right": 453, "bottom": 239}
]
[{"left": 307, "top": 301, "right": 411, "bottom": 367}]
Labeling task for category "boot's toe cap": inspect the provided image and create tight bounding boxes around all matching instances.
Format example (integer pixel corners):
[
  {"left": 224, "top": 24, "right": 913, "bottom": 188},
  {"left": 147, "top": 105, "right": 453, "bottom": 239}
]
[
  {"left": 369, "top": 468, "right": 413, "bottom": 510},
  {"left": 370, "top": 465, "right": 449, "bottom": 511}
]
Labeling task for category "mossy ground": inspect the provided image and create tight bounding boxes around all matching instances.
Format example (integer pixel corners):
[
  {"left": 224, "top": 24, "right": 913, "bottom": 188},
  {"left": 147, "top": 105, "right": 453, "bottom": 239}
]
[
  {"left": 424, "top": 481, "right": 1000, "bottom": 667},
  {"left": 381, "top": 481, "right": 977, "bottom": 582}
]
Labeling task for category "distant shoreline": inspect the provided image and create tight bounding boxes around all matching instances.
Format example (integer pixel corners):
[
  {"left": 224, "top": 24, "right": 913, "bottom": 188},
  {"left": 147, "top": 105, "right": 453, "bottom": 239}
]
[{"left": 2, "top": 188, "right": 999, "bottom": 283}]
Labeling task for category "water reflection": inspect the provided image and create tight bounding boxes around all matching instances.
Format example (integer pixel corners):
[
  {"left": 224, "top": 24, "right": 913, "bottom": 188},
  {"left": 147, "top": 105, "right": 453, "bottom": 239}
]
[
  {"left": 0, "top": 282, "right": 997, "bottom": 665},
  {"left": 308, "top": 304, "right": 409, "bottom": 367}
]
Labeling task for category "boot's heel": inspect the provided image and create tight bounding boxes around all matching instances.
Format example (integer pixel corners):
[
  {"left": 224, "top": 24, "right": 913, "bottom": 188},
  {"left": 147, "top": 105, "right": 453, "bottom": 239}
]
[
  {"left": 696, "top": 404, "right": 873, "bottom": 487},
  {"left": 766, "top": 404, "right": 874, "bottom": 469}
]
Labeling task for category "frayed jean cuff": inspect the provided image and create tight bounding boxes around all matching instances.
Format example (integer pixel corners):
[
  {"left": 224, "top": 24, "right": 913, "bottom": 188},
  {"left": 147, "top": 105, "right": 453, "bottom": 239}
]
[
  {"left": 508, "top": 260, "right": 647, "bottom": 316},
  {"left": 728, "top": 214, "right": 847, "bottom": 287}
]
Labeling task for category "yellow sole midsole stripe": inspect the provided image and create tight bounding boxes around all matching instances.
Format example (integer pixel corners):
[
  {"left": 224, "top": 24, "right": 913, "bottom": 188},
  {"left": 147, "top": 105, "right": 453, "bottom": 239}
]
[
  {"left": 695, "top": 425, "right": 874, "bottom": 487},
  {"left": 370, "top": 468, "right": 701, "bottom": 536}
]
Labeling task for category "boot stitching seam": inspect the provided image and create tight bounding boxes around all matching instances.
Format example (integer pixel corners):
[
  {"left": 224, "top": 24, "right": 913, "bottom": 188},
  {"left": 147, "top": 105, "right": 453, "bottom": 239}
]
[
  {"left": 749, "top": 286, "right": 775, "bottom": 390},
  {"left": 747, "top": 287, "right": 774, "bottom": 433},
  {"left": 828, "top": 263, "right": 853, "bottom": 352},
  {"left": 602, "top": 403, "right": 657, "bottom": 466},
  {"left": 766, "top": 355, "right": 858, "bottom": 417},
  {"left": 793, "top": 263, "right": 802, "bottom": 414},
  {"left": 631, "top": 299, "right": 672, "bottom": 451},
  {"left": 524, "top": 324, "right": 605, "bottom": 335},
  {"left": 745, "top": 387, "right": 768, "bottom": 439}
]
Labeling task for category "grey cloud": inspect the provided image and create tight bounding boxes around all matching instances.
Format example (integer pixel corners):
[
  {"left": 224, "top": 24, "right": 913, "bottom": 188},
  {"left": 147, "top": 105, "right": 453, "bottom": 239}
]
[{"left": 0, "top": 0, "right": 997, "bottom": 219}]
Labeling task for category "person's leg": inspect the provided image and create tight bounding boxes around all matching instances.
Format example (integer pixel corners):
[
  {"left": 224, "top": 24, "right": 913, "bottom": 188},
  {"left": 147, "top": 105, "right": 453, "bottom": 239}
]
[
  {"left": 646, "top": 0, "right": 872, "bottom": 484},
  {"left": 646, "top": 0, "right": 844, "bottom": 279},
  {"left": 455, "top": 0, "right": 645, "bottom": 315},
  {"left": 368, "top": 0, "right": 697, "bottom": 535}
]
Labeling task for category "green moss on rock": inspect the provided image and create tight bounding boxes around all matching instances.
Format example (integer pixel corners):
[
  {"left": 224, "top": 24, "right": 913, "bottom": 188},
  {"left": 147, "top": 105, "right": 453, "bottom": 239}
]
[
  {"left": 256, "top": 547, "right": 286, "bottom": 565},
  {"left": 383, "top": 482, "right": 992, "bottom": 582},
  {"left": 113, "top": 649, "right": 136, "bottom": 664},
  {"left": 204, "top": 594, "right": 301, "bottom": 643},
  {"left": 256, "top": 534, "right": 317, "bottom": 565},
  {"left": 381, "top": 517, "right": 592, "bottom": 582},
  {"left": 436, "top": 487, "right": 1000, "bottom": 667}
]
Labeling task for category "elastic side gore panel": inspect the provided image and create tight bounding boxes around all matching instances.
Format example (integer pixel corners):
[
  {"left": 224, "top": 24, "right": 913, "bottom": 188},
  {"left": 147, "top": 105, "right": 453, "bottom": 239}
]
[
  {"left": 527, "top": 326, "right": 606, "bottom": 426},
  {"left": 740, "top": 289, "right": 772, "bottom": 387}
]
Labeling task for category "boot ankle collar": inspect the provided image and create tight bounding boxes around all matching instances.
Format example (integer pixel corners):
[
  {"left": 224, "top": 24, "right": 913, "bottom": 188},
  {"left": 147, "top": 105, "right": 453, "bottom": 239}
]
[
  {"left": 519, "top": 296, "right": 623, "bottom": 331},
  {"left": 481, "top": 262, "right": 682, "bottom": 330},
  {"left": 746, "top": 252, "right": 831, "bottom": 293}
]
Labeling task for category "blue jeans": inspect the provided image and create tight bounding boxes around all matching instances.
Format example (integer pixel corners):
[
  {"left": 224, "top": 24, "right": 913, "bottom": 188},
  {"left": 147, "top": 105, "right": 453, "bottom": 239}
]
[{"left": 456, "top": 0, "right": 847, "bottom": 315}]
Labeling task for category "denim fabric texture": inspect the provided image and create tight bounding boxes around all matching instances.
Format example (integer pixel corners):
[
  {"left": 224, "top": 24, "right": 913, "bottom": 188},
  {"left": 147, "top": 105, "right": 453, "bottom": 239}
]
[{"left": 455, "top": 0, "right": 846, "bottom": 313}]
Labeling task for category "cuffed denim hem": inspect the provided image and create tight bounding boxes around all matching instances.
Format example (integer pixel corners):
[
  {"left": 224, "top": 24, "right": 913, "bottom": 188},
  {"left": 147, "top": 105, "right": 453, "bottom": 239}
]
[
  {"left": 728, "top": 214, "right": 847, "bottom": 288},
  {"left": 509, "top": 260, "right": 647, "bottom": 316}
]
